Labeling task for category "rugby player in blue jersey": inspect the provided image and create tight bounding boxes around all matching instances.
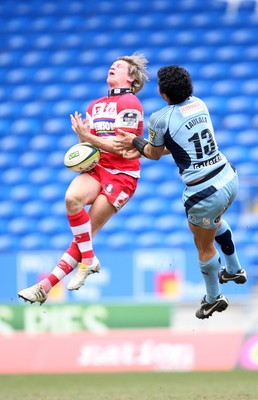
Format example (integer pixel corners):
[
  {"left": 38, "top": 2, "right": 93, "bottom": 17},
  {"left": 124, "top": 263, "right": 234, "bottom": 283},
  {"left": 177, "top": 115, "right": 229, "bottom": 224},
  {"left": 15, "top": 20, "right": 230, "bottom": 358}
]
[{"left": 114, "top": 65, "right": 247, "bottom": 319}]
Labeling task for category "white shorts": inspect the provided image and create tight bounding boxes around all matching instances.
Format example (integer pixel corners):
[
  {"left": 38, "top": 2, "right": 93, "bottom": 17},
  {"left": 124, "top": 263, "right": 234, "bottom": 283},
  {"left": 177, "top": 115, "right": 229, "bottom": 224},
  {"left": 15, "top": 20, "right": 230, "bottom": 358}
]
[{"left": 182, "top": 162, "right": 238, "bottom": 229}]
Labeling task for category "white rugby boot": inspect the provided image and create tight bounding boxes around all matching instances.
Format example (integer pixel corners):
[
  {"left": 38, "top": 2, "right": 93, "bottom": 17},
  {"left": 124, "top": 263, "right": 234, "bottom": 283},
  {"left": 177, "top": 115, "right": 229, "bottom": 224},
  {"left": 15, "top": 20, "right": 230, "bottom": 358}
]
[
  {"left": 67, "top": 256, "right": 100, "bottom": 291},
  {"left": 18, "top": 284, "right": 47, "bottom": 305}
]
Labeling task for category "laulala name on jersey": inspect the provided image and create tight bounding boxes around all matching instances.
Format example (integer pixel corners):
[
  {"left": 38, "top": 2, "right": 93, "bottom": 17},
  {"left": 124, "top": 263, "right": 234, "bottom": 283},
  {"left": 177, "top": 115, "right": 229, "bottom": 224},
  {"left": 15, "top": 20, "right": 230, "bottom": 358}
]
[{"left": 185, "top": 116, "right": 207, "bottom": 130}]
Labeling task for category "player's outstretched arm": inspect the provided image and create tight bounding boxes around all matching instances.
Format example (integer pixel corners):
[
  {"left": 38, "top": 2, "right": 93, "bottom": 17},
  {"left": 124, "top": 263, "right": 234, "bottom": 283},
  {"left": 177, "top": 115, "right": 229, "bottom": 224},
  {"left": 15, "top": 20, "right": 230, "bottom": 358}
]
[
  {"left": 70, "top": 112, "right": 122, "bottom": 155},
  {"left": 115, "top": 129, "right": 165, "bottom": 160}
]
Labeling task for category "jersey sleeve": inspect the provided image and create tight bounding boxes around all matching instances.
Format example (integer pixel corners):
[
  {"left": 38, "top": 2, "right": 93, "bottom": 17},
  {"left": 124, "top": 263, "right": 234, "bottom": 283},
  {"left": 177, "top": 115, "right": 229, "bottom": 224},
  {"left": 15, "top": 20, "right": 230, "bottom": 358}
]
[{"left": 147, "top": 110, "right": 166, "bottom": 146}]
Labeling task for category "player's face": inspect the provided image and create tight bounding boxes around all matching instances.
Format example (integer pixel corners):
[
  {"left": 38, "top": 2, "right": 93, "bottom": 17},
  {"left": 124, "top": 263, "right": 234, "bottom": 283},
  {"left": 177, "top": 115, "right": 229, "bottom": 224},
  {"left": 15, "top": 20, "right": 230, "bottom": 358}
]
[{"left": 107, "top": 60, "right": 134, "bottom": 89}]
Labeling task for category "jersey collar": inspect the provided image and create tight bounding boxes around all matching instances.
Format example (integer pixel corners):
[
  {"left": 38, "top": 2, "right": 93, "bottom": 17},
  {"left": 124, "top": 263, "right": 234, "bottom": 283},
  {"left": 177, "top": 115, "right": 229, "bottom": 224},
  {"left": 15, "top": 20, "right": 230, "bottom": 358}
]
[{"left": 108, "top": 88, "right": 132, "bottom": 96}]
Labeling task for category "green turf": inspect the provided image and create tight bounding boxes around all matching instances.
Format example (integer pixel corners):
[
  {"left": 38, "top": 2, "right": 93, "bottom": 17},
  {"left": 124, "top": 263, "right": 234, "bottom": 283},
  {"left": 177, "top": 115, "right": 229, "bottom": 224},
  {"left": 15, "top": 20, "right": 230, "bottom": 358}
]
[{"left": 0, "top": 370, "right": 257, "bottom": 400}]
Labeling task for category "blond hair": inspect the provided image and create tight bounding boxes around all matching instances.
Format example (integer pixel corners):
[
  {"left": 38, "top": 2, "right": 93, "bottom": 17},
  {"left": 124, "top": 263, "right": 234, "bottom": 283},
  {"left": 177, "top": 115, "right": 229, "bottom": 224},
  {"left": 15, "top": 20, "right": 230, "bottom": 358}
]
[{"left": 117, "top": 53, "right": 149, "bottom": 94}]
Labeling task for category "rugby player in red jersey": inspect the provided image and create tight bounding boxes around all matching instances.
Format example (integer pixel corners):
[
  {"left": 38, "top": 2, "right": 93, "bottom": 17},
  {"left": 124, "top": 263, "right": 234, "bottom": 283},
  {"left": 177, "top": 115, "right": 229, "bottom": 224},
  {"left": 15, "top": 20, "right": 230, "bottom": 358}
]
[{"left": 18, "top": 53, "right": 148, "bottom": 304}]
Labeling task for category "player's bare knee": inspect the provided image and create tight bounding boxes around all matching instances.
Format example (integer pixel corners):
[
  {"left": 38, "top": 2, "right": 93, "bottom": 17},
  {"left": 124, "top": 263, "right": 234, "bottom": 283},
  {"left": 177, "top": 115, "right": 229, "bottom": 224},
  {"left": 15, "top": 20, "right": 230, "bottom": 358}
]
[{"left": 65, "top": 193, "right": 83, "bottom": 214}]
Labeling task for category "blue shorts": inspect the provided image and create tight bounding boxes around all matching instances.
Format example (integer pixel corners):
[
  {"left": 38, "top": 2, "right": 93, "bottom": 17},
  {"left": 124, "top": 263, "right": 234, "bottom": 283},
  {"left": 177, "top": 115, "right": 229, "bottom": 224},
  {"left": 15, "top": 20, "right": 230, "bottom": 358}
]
[{"left": 182, "top": 162, "right": 238, "bottom": 229}]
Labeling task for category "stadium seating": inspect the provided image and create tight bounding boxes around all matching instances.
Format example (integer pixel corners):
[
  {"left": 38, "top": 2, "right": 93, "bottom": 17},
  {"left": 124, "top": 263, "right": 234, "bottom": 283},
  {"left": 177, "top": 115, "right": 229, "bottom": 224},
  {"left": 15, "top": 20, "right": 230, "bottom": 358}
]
[{"left": 0, "top": 0, "right": 257, "bottom": 266}]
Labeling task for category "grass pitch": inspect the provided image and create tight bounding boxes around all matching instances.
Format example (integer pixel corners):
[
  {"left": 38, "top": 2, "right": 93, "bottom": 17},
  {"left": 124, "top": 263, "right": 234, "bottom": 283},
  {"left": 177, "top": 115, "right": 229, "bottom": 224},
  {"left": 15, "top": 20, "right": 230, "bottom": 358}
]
[{"left": 0, "top": 370, "right": 257, "bottom": 400}]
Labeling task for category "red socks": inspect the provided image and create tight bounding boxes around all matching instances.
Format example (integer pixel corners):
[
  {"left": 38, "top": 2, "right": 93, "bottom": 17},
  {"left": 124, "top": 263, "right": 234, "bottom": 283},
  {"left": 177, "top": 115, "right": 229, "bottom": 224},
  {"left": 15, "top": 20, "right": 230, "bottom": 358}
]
[
  {"left": 39, "top": 240, "right": 81, "bottom": 292},
  {"left": 67, "top": 209, "right": 95, "bottom": 260}
]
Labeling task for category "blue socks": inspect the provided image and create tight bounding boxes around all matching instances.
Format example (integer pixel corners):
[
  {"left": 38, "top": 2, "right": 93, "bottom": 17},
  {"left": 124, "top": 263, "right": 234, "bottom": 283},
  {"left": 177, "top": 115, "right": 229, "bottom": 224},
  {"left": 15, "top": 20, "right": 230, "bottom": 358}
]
[
  {"left": 215, "top": 220, "right": 241, "bottom": 274},
  {"left": 199, "top": 251, "right": 221, "bottom": 304}
]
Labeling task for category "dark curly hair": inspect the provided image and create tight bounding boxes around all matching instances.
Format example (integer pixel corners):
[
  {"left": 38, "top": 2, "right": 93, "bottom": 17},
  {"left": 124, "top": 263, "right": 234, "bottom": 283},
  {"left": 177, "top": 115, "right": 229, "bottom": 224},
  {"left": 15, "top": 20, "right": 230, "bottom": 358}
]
[{"left": 157, "top": 65, "right": 193, "bottom": 104}]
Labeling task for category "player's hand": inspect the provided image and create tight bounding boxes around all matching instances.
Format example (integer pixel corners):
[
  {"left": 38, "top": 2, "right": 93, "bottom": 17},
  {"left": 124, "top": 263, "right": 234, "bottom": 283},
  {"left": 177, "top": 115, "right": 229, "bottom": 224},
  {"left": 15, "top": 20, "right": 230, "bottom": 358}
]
[
  {"left": 114, "top": 129, "right": 136, "bottom": 151},
  {"left": 121, "top": 148, "right": 141, "bottom": 160},
  {"left": 70, "top": 112, "right": 91, "bottom": 141}
]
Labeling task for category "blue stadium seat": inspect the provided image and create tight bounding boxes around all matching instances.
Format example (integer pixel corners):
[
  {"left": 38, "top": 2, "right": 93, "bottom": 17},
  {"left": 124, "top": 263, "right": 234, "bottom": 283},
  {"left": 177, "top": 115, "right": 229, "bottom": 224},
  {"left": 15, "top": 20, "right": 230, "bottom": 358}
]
[
  {"left": 37, "top": 216, "right": 68, "bottom": 234},
  {"left": 19, "top": 234, "right": 52, "bottom": 250},
  {"left": 221, "top": 114, "right": 250, "bottom": 130},
  {"left": 2, "top": 168, "right": 29, "bottom": 185},
  {"left": 154, "top": 214, "right": 185, "bottom": 232},
  {"left": 249, "top": 146, "right": 258, "bottom": 162},
  {"left": 46, "top": 151, "right": 66, "bottom": 167},
  {"left": 0, "top": 201, "right": 23, "bottom": 218},
  {"left": 29, "top": 168, "right": 60, "bottom": 184},
  {"left": 124, "top": 215, "right": 156, "bottom": 233},
  {"left": 237, "top": 162, "right": 258, "bottom": 176},
  {"left": 39, "top": 183, "right": 66, "bottom": 201},
  {"left": 0, "top": 234, "right": 21, "bottom": 251},
  {"left": 215, "top": 129, "right": 235, "bottom": 148},
  {"left": 251, "top": 115, "right": 258, "bottom": 129},
  {"left": 158, "top": 181, "right": 183, "bottom": 199},
  {"left": 42, "top": 118, "right": 69, "bottom": 135},
  {"left": 22, "top": 201, "right": 53, "bottom": 217},
  {"left": 230, "top": 62, "right": 258, "bottom": 78},
  {"left": 19, "top": 151, "right": 47, "bottom": 168},
  {"left": 29, "top": 134, "right": 57, "bottom": 150},
  {"left": 50, "top": 200, "right": 67, "bottom": 216},
  {"left": 7, "top": 217, "right": 38, "bottom": 234},
  {"left": 223, "top": 146, "right": 250, "bottom": 164},
  {"left": 50, "top": 233, "right": 72, "bottom": 250},
  {"left": 164, "top": 231, "right": 193, "bottom": 247},
  {"left": 105, "top": 232, "right": 136, "bottom": 248},
  {"left": 239, "top": 213, "right": 258, "bottom": 231},
  {"left": 241, "top": 78, "right": 258, "bottom": 99},
  {"left": 135, "top": 231, "right": 167, "bottom": 247},
  {"left": 57, "top": 169, "right": 75, "bottom": 184},
  {"left": 236, "top": 130, "right": 257, "bottom": 146},
  {"left": 138, "top": 197, "right": 172, "bottom": 216},
  {"left": 9, "top": 184, "right": 41, "bottom": 201}
]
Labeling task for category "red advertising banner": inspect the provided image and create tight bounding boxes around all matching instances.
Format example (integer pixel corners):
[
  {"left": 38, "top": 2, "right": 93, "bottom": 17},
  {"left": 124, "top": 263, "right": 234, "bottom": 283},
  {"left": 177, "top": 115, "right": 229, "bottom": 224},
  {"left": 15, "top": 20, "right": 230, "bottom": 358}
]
[{"left": 0, "top": 329, "right": 243, "bottom": 374}]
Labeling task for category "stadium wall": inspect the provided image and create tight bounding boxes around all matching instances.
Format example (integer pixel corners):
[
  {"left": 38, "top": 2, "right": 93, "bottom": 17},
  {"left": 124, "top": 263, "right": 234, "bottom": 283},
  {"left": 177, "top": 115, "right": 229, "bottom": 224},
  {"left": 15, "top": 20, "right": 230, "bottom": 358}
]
[{"left": 1, "top": 328, "right": 258, "bottom": 374}]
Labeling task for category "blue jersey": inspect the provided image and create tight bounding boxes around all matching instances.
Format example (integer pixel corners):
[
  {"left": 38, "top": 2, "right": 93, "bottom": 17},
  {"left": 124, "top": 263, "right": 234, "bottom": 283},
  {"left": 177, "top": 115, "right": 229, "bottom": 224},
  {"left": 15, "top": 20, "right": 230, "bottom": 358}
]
[{"left": 148, "top": 96, "right": 227, "bottom": 184}]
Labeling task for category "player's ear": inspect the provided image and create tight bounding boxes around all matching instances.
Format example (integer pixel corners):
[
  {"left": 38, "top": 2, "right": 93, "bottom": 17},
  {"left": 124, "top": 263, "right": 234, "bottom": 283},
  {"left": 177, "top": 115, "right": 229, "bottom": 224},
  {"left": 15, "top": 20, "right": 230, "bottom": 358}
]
[{"left": 127, "top": 75, "right": 135, "bottom": 83}]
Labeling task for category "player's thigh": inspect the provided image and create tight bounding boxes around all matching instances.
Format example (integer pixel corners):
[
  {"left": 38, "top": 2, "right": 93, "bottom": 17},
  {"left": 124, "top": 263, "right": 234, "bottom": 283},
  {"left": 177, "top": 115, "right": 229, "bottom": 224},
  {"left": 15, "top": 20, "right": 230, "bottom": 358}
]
[
  {"left": 65, "top": 173, "right": 101, "bottom": 205},
  {"left": 188, "top": 221, "right": 217, "bottom": 247},
  {"left": 89, "top": 194, "right": 116, "bottom": 235}
]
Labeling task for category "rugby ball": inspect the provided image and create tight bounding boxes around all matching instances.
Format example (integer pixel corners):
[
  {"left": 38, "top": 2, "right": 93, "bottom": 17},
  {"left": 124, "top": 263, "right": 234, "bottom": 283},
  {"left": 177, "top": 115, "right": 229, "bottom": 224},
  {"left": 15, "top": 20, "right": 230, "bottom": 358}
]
[{"left": 64, "top": 142, "right": 100, "bottom": 172}]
